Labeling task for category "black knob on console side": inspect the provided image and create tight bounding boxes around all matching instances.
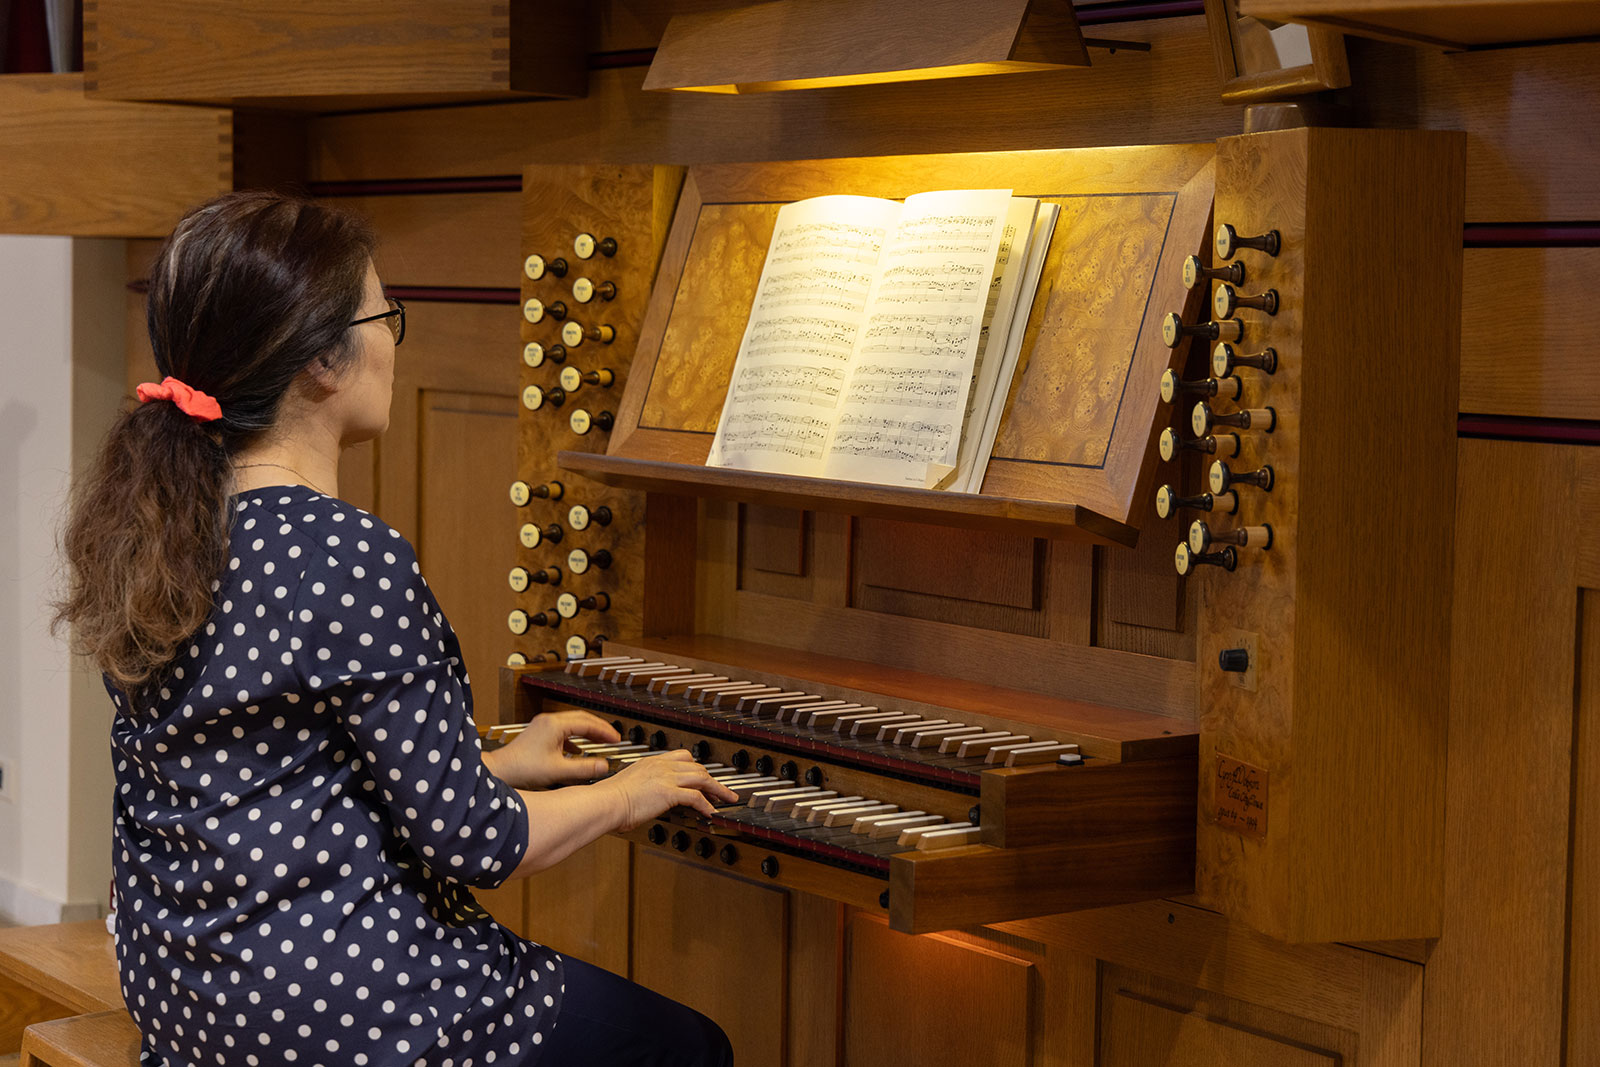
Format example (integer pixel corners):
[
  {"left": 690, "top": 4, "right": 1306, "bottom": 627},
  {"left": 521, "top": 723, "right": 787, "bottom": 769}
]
[
  {"left": 1216, "top": 223, "right": 1281, "bottom": 260},
  {"left": 1162, "top": 312, "right": 1244, "bottom": 349},
  {"left": 1182, "top": 254, "right": 1245, "bottom": 289},
  {"left": 1212, "top": 343, "right": 1278, "bottom": 377}
]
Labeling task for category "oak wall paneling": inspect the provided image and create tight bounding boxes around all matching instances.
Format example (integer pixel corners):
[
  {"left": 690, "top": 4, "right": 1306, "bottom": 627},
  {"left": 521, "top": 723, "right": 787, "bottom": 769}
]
[
  {"left": 0, "top": 74, "right": 230, "bottom": 237},
  {"left": 84, "top": 0, "right": 586, "bottom": 108},
  {"left": 1422, "top": 439, "right": 1580, "bottom": 1066}
]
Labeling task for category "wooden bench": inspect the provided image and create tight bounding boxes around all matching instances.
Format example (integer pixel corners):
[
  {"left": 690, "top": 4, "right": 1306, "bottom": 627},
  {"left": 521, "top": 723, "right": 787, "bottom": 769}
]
[{"left": 0, "top": 923, "right": 133, "bottom": 1067}]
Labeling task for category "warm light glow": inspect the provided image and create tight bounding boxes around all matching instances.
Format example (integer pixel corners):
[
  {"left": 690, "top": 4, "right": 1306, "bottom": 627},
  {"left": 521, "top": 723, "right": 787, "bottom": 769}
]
[{"left": 668, "top": 61, "right": 1071, "bottom": 94}]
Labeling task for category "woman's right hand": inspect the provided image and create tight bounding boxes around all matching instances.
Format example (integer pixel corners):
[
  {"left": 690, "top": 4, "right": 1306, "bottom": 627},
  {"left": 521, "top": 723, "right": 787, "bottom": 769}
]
[{"left": 602, "top": 750, "right": 740, "bottom": 831}]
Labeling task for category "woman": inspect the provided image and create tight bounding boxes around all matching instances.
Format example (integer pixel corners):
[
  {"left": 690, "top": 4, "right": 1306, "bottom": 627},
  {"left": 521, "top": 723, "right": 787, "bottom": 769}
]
[{"left": 55, "top": 191, "right": 738, "bottom": 1066}]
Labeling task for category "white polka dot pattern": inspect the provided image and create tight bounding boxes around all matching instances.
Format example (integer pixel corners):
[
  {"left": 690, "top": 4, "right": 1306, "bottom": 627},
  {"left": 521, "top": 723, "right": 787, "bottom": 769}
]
[{"left": 106, "top": 486, "right": 562, "bottom": 1066}]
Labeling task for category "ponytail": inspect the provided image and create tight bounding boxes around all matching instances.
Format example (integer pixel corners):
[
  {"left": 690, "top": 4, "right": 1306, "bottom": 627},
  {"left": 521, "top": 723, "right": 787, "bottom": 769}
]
[{"left": 54, "top": 191, "right": 376, "bottom": 698}]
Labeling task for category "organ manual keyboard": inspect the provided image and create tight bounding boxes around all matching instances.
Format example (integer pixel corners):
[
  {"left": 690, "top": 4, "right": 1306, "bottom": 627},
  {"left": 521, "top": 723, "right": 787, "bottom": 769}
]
[{"left": 493, "top": 638, "right": 1197, "bottom": 935}]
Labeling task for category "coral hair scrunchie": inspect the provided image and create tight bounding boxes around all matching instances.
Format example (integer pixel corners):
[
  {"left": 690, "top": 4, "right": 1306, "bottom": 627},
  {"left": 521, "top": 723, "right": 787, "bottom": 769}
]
[{"left": 136, "top": 376, "right": 222, "bottom": 422}]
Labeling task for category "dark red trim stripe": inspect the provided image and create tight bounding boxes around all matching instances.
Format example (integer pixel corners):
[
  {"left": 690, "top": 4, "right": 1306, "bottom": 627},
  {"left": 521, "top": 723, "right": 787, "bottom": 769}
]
[
  {"left": 1464, "top": 222, "right": 1600, "bottom": 247},
  {"left": 1459, "top": 414, "right": 1600, "bottom": 446},
  {"left": 384, "top": 285, "right": 521, "bottom": 304},
  {"left": 309, "top": 176, "right": 521, "bottom": 197}
]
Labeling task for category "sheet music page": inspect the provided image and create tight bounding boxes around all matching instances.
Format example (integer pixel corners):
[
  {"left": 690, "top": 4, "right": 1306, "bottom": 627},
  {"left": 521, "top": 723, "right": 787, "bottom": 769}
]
[
  {"left": 820, "top": 188, "right": 1013, "bottom": 488},
  {"left": 958, "top": 201, "right": 1060, "bottom": 493},
  {"left": 947, "top": 196, "right": 1040, "bottom": 493},
  {"left": 707, "top": 194, "right": 900, "bottom": 476}
]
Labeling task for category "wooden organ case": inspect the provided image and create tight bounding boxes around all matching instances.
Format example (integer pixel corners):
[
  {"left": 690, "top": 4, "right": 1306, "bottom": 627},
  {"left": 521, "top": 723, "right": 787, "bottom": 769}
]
[{"left": 494, "top": 132, "right": 1464, "bottom": 1066}]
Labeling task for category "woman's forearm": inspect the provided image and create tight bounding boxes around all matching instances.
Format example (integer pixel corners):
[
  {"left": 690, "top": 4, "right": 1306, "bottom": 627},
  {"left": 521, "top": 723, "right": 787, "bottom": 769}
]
[{"left": 505, "top": 780, "right": 627, "bottom": 879}]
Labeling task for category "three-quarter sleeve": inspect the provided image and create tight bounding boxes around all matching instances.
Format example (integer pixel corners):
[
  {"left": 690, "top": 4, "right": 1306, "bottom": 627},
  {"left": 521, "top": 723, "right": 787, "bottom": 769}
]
[{"left": 289, "top": 523, "right": 527, "bottom": 888}]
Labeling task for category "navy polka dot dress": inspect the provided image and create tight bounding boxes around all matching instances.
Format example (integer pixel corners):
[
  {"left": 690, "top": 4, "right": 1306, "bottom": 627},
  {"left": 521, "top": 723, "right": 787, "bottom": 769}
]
[{"left": 107, "top": 485, "right": 563, "bottom": 1066}]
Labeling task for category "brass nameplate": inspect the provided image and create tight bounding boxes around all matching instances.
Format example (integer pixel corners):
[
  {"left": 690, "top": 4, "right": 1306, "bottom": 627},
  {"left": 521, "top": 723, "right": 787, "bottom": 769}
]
[{"left": 1214, "top": 754, "right": 1268, "bottom": 841}]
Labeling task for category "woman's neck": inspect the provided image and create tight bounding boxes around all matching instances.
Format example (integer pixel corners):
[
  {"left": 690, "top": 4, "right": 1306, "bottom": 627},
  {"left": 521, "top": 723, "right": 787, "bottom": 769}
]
[{"left": 231, "top": 431, "right": 341, "bottom": 498}]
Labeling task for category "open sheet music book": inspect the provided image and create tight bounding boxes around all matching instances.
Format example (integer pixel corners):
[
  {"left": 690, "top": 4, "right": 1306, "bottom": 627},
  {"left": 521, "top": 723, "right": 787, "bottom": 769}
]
[{"left": 706, "top": 189, "right": 1059, "bottom": 491}]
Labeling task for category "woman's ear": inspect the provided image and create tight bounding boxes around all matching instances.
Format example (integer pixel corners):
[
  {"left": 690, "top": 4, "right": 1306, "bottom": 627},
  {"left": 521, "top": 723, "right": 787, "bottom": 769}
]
[{"left": 298, "top": 354, "right": 342, "bottom": 398}]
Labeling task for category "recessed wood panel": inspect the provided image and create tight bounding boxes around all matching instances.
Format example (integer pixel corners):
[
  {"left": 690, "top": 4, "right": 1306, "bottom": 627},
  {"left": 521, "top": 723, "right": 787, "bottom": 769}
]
[
  {"left": 1101, "top": 981, "right": 1343, "bottom": 1067},
  {"left": 327, "top": 192, "right": 523, "bottom": 291},
  {"left": 418, "top": 390, "right": 521, "bottom": 696},
  {"left": 741, "top": 504, "right": 808, "bottom": 576},
  {"left": 632, "top": 852, "right": 786, "bottom": 1067},
  {"left": 1459, "top": 246, "right": 1599, "bottom": 422},
  {"left": 851, "top": 517, "right": 1049, "bottom": 636},
  {"left": 0, "top": 74, "right": 229, "bottom": 237},
  {"left": 518, "top": 836, "right": 631, "bottom": 976},
  {"left": 843, "top": 913, "right": 1033, "bottom": 1067}
]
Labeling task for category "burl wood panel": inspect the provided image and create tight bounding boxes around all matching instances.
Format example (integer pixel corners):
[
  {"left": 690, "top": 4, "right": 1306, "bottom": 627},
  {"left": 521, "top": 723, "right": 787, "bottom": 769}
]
[
  {"left": 85, "top": 0, "right": 584, "bottom": 106},
  {"left": 637, "top": 199, "right": 782, "bottom": 434},
  {"left": 632, "top": 852, "right": 786, "bottom": 1067},
  {"left": 1196, "top": 128, "right": 1463, "bottom": 943},
  {"left": 0, "top": 74, "right": 229, "bottom": 237},
  {"left": 843, "top": 914, "right": 1033, "bottom": 1067},
  {"left": 615, "top": 145, "right": 1214, "bottom": 533},
  {"left": 520, "top": 164, "right": 684, "bottom": 658}
]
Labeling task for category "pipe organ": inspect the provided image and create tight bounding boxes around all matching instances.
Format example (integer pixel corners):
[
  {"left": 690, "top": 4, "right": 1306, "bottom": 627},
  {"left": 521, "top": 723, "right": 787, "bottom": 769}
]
[{"left": 484, "top": 124, "right": 1468, "bottom": 1064}]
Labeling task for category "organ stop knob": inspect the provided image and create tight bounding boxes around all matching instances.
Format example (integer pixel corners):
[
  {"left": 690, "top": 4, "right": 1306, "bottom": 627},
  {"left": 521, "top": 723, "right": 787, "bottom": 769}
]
[
  {"left": 1181, "top": 254, "right": 1245, "bottom": 289},
  {"left": 556, "top": 591, "right": 611, "bottom": 619},
  {"left": 572, "top": 278, "right": 617, "bottom": 303},
  {"left": 1213, "top": 284, "right": 1280, "bottom": 318},
  {"left": 561, "top": 321, "right": 615, "bottom": 347},
  {"left": 559, "top": 366, "right": 615, "bottom": 393},
  {"left": 1215, "top": 223, "right": 1281, "bottom": 260},
  {"left": 521, "top": 385, "right": 566, "bottom": 411},
  {"left": 1162, "top": 312, "right": 1244, "bottom": 349},
  {"left": 1160, "top": 369, "right": 1241, "bottom": 404},
  {"left": 1191, "top": 401, "right": 1275, "bottom": 436},
  {"left": 1159, "top": 427, "right": 1240, "bottom": 463},
  {"left": 519, "top": 522, "right": 565, "bottom": 548},
  {"left": 522, "top": 342, "right": 568, "bottom": 368},
  {"left": 1209, "top": 460, "right": 1275, "bottom": 494},
  {"left": 567, "top": 504, "right": 612, "bottom": 531},
  {"left": 1155, "top": 485, "right": 1237, "bottom": 519},
  {"left": 1212, "top": 342, "right": 1278, "bottom": 377},
  {"left": 1174, "top": 543, "right": 1237, "bottom": 575},
  {"left": 522, "top": 298, "right": 568, "bottom": 324},
  {"left": 523, "top": 255, "right": 568, "bottom": 280},
  {"left": 1188, "top": 520, "right": 1274, "bottom": 553},
  {"left": 567, "top": 548, "right": 612, "bottom": 575},
  {"left": 569, "top": 409, "right": 615, "bottom": 435}
]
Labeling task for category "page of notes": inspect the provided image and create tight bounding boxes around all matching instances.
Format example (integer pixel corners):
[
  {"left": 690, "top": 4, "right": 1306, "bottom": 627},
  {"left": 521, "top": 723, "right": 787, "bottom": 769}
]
[
  {"left": 820, "top": 189, "right": 1013, "bottom": 488},
  {"left": 707, "top": 195, "right": 899, "bottom": 476}
]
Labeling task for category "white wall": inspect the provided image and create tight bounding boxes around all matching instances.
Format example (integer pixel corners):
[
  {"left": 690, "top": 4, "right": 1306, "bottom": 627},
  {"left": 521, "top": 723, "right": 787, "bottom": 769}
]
[{"left": 0, "top": 235, "right": 126, "bottom": 925}]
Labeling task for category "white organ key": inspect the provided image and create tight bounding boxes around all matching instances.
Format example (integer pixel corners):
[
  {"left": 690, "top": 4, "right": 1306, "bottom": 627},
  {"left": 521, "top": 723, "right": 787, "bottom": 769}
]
[
  {"left": 794, "top": 796, "right": 866, "bottom": 822},
  {"left": 750, "top": 693, "right": 827, "bottom": 718},
  {"left": 910, "top": 725, "right": 985, "bottom": 749},
  {"left": 938, "top": 730, "right": 1010, "bottom": 754},
  {"left": 867, "top": 813, "right": 943, "bottom": 839},
  {"left": 684, "top": 679, "right": 757, "bottom": 699},
  {"left": 1004, "top": 743, "right": 1080, "bottom": 767},
  {"left": 776, "top": 699, "right": 850, "bottom": 723},
  {"left": 725, "top": 777, "right": 786, "bottom": 797},
  {"left": 716, "top": 686, "right": 783, "bottom": 707},
  {"left": 804, "top": 704, "right": 875, "bottom": 728},
  {"left": 566, "top": 654, "right": 637, "bottom": 676},
  {"left": 619, "top": 665, "right": 691, "bottom": 686},
  {"left": 915, "top": 825, "right": 984, "bottom": 850},
  {"left": 699, "top": 763, "right": 729, "bottom": 773},
  {"left": 747, "top": 785, "right": 821, "bottom": 808},
  {"left": 822, "top": 802, "right": 897, "bottom": 827},
  {"left": 766, "top": 789, "right": 837, "bottom": 814},
  {"left": 882, "top": 719, "right": 950, "bottom": 742},
  {"left": 586, "top": 743, "right": 649, "bottom": 757},
  {"left": 653, "top": 673, "right": 727, "bottom": 694},
  {"left": 955, "top": 733, "right": 1031, "bottom": 759},
  {"left": 616, "top": 750, "right": 674, "bottom": 764},
  {"left": 747, "top": 783, "right": 811, "bottom": 807},
  {"left": 711, "top": 773, "right": 770, "bottom": 785},
  {"left": 599, "top": 660, "right": 667, "bottom": 681},
  {"left": 736, "top": 689, "right": 809, "bottom": 713},
  {"left": 851, "top": 809, "right": 925, "bottom": 834},
  {"left": 832, "top": 710, "right": 903, "bottom": 733},
  {"left": 853, "top": 714, "right": 920, "bottom": 737},
  {"left": 896, "top": 820, "right": 971, "bottom": 846},
  {"left": 984, "top": 740, "right": 1059, "bottom": 764}
]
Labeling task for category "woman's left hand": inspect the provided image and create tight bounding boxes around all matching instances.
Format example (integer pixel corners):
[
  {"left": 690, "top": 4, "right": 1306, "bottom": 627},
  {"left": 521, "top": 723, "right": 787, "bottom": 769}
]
[{"left": 484, "top": 711, "right": 621, "bottom": 790}]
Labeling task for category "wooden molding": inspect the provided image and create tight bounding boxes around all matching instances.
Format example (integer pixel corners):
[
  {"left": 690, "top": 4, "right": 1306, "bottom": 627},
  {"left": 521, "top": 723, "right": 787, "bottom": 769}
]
[{"left": 643, "top": 0, "right": 1088, "bottom": 94}]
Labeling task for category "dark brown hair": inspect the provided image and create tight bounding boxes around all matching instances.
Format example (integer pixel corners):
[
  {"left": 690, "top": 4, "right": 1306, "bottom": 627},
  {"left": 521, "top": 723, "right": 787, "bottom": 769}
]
[{"left": 55, "top": 191, "right": 377, "bottom": 697}]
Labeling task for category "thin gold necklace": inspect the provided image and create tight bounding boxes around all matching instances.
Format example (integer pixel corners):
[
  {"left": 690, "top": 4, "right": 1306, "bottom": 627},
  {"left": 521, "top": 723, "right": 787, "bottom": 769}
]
[{"left": 233, "top": 462, "right": 330, "bottom": 496}]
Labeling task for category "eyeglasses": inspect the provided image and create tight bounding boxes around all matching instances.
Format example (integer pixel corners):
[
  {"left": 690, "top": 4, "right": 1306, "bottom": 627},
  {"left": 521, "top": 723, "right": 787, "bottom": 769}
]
[{"left": 349, "top": 297, "right": 405, "bottom": 345}]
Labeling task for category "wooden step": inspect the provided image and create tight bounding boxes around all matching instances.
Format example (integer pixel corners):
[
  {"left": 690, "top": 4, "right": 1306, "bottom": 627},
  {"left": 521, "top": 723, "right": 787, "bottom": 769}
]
[
  {"left": 0, "top": 924, "right": 121, "bottom": 1016},
  {"left": 20, "top": 1011, "right": 139, "bottom": 1067}
]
